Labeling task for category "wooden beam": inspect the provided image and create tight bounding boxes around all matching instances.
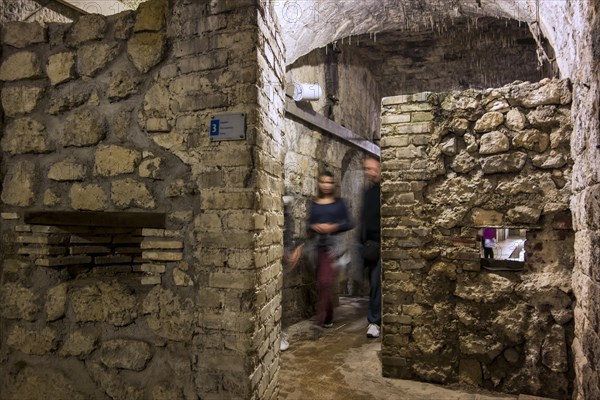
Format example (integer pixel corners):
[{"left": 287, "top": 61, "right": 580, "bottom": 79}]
[{"left": 285, "top": 101, "right": 380, "bottom": 157}]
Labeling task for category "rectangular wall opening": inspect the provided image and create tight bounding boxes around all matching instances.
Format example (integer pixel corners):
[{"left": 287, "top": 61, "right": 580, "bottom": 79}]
[
  {"left": 11, "top": 212, "right": 180, "bottom": 280},
  {"left": 478, "top": 227, "right": 526, "bottom": 271}
]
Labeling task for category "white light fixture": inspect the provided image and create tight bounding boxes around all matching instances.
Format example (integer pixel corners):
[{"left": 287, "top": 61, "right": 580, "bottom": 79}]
[
  {"left": 286, "top": 82, "right": 322, "bottom": 101},
  {"left": 282, "top": 195, "right": 294, "bottom": 205}
]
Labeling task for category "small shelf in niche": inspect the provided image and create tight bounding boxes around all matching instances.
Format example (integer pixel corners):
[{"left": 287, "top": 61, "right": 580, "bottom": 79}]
[
  {"left": 24, "top": 211, "right": 166, "bottom": 229},
  {"left": 13, "top": 212, "right": 178, "bottom": 286}
]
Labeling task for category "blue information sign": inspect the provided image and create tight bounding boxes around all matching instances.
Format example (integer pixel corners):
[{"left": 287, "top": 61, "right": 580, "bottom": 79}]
[
  {"left": 210, "top": 120, "right": 220, "bottom": 137},
  {"left": 209, "top": 113, "right": 246, "bottom": 141}
]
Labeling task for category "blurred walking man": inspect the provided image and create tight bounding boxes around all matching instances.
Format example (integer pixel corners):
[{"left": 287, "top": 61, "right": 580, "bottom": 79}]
[{"left": 360, "top": 157, "right": 381, "bottom": 338}]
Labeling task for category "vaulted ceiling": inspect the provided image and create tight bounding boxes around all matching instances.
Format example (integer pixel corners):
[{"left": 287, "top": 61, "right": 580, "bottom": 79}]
[
  {"left": 49, "top": 0, "right": 132, "bottom": 16},
  {"left": 324, "top": 16, "right": 551, "bottom": 95},
  {"left": 57, "top": 0, "right": 147, "bottom": 13},
  {"left": 272, "top": 0, "right": 573, "bottom": 76}
]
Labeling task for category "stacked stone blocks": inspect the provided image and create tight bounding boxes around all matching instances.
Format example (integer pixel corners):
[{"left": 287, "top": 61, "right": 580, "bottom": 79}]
[
  {"left": 380, "top": 79, "right": 574, "bottom": 399},
  {"left": 247, "top": 3, "right": 288, "bottom": 398},
  {"left": 0, "top": 0, "right": 284, "bottom": 399}
]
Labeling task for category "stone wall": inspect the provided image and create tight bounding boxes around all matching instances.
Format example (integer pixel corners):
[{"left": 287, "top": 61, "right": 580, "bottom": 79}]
[
  {"left": 250, "top": 1, "right": 286, "bottom": 397},
  {"left": 281, "top": 47, "right": 381, "bottom": 327},
  {"left": 379, "top": 79, "right": 574, "bottom": 399},
  {"left": 0, "top": 0, "right": 284, "bottom": 398},
  {"left": 567, "top": 2, "right": 600, "bottom": 400}
]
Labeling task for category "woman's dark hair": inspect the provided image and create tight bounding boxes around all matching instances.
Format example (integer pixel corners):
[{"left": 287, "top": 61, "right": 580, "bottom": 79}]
[
  {"left": 319, "top": 170, "right": 334, "bottom": 179},
  {"left": 317, "top": 170, "right": 336, "bottom": 198}
]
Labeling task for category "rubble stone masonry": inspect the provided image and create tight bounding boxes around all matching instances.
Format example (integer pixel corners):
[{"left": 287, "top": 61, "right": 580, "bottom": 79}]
[
  {"left": 0, "top": 0, "right": 284, "bottom": 399},
  {"left": 380, "top": 79, "right": 574, "bottom": 399}
]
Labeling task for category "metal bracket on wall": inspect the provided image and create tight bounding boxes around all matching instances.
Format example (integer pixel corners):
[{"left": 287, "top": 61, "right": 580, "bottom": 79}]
[{"left": 285, "top": 102, "right": 380, "bottom": 158}]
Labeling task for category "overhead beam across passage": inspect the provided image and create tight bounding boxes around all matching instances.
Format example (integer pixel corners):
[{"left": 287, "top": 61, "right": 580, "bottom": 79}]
[{"left": 285, "top": 101, "right": 380, "bottom": 157}]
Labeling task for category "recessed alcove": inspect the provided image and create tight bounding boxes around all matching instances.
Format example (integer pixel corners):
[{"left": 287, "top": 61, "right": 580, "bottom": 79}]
[
  {"left": 24, "top": 211, "right": 166, "bottom": 228},
  {"left": 13, "top": 211, "right": 179, "bottom": 277}
]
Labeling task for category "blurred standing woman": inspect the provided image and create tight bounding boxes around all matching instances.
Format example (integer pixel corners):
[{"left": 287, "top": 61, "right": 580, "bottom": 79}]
[
  {"left": 482, "top": 227, "right": 497, "bottom": 259},
  {"left": 308, "top": 171, "right": 353, "bottom": 328}
]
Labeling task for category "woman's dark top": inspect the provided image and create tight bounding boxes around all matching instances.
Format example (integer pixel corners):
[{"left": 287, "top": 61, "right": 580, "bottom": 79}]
[{"left": 308, "top": 198, "right": 353, "bottom": 248}]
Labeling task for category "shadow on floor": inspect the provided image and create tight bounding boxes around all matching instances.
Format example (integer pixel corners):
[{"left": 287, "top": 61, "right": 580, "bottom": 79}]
[{"left": 278, "top": 296, "right": 550, "bottom": 400}]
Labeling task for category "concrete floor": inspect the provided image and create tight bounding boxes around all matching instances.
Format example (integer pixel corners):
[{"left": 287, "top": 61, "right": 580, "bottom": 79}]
[{"left": 278, "top": 297, "right": 554, "bottom": 400}]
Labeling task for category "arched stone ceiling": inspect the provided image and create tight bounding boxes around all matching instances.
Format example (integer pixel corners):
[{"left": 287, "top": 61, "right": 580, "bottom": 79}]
[
  {"left": 273, "top": 0, "right": 573, "bottom": 76},
  {"left": 325, "top": 17, "right": 551, "bottom": 96}
]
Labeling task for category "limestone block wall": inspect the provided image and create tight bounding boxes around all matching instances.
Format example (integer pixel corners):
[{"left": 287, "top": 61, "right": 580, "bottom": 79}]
[
  {"left": 567, "top": 2, "right": 600, "bottom": 400},
  {"left": 380, "top": 79, "right": 574, "bottom": 399},
  {"left": 0, "top": 0, "right": 284, "bottom": 398},
  {"left": 250, "top": 1, "right": 286, "bottom": 397}
]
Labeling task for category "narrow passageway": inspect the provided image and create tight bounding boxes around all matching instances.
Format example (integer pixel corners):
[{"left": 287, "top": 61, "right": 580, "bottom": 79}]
[
  {"left": 279, "top": 297, "right": 519, "bottom": 400},
  {"left": 492, "top": 238, "right": 525, "bottom": 261}
]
